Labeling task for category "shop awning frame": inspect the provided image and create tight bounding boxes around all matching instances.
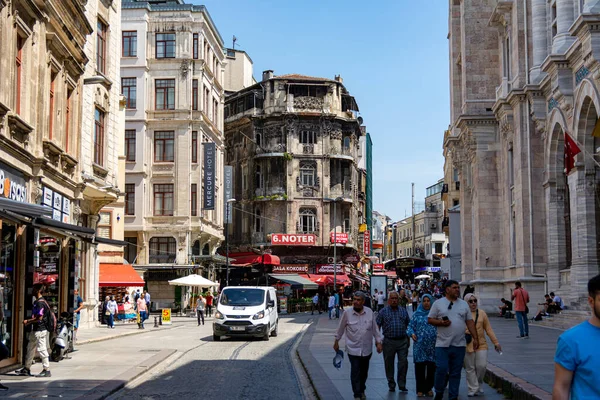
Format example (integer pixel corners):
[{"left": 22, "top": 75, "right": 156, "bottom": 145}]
[
  {"left": 33, "top": 217, "right": 95, "bottom": 239},
  {"left": 0, "top": 198, "right": 52, "bottom": 218},
  {"left": 268, "top": 273, "right": 318, "bottom": 290},
  {"left": 92, "top": 237, "right": 130, "bottom": 247},
  {"left": 99, "top": 263, "right": 145, "bottom": 287},
  {"left": 228, "top": 253, "right": 280, "bottom": 266}
]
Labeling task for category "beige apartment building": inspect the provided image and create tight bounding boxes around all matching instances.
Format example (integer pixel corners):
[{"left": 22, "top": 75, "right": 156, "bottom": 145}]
[
  {"left": 444, "top": 0, "right": 600, "bottom": 310},
  {"left": 121, "top": 0, "right": 225, "bottom": 308}
]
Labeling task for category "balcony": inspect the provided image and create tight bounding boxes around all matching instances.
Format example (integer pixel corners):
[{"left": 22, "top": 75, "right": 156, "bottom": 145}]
[
  {"left": 329, "top": 146, "right": 354, "bottom": 160},
  {"left": 495, "top": 77, "right": 511, "bottom": 101},
  {"left": 149, "top": 254, "right": 176, "bottom": 264},
  {"left": 255, "top": 185, "right": 286, "bottom": 198},
  {"left": 293, "top": 96, "right": 324, "bottom": 112},
  {"left": 255, "top": 143, "right": 286, "bottom": 157}
]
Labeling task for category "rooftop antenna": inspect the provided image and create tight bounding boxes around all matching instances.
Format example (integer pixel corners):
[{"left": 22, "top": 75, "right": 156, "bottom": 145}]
[{"left": 232, "top": 35, "right": 237, "bottom": 50}]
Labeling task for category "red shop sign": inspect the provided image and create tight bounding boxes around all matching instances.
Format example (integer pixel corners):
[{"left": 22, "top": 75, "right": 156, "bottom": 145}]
[
  {"left": 363, "top": 230, "right": 371, "bottom": 255},
  {"left": 316, "top": 264, "right": 345, "bottom": 274},
  {"left": 330, "top": 232, "right": 348, "bottom": 244}
]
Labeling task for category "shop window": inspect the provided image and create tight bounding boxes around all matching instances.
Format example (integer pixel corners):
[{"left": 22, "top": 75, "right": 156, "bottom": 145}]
[
  {"left": 0, "top": 222, "right": 17, "bottom": 357},
  {"left": 122, "top": 31, "right": 137, "bottom": 57},
  {"left": 97, "top": 212, "right": 111, "bottom": 238},
  {"left": 37, "top": 235, "right": 61, "bottom": 314},
  {"left": 149, "top": 237, "right": 176, "bottom": 263}
]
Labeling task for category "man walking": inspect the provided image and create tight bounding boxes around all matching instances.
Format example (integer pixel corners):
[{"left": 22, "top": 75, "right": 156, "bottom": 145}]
[
  {"left": 144, "top": 291, "right": 151, "bottom": 318},
  {"left": 511, "top": 281, "right": 530, "bottom": 338},
  {"left": 17, "top": 284, "right": 51, "bottom": 377},
  {"left": 73, "top": 289, "right": 84, "bottom": 342},
  {"left": 376, "top": 291, "right": 411, "bottom": 392},
  {"left": 334, "top": 291, "right": 383, "bottom": 400},
  {"left": 428, "top": 280, "right": 478, "bottom": 400},
  {"left": 312, "top": 293, "right": 321, "bottom": 315},
  {"left": 553, "top": 274, "right": 600, "bottom": 399}
]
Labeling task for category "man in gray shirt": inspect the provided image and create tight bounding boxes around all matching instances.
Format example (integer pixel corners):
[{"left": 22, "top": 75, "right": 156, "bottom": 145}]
[{"left": 428, "top": 280, "right": 478, "bottom": 400}]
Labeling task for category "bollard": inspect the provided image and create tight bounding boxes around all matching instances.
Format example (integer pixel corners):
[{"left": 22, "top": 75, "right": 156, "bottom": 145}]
[{"left": 154, "top": 316, "right": 159, "bottom": 328}]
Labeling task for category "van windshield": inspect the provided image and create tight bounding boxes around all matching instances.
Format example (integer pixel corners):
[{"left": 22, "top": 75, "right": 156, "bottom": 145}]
[{"left": 220, "top": 288, "right": 265, "bottom": 306}]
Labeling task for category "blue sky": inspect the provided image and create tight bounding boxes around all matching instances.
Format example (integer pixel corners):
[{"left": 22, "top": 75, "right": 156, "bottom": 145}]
[{"left": 196, "top": 0, "right": 450, "bottom": 222}]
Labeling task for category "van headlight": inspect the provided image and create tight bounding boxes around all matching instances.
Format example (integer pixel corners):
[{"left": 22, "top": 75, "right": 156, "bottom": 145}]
[
  {"left": 252, "top": 310, "right": 265, "bottom": 320},
  {"left": 215, "top": 311, "right": 224, "bottom": 319}
]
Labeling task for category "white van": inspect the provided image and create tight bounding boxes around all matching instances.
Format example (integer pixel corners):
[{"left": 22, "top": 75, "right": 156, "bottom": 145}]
[{"left": 212, "top": 286, "right": 279, "bottom": 341}]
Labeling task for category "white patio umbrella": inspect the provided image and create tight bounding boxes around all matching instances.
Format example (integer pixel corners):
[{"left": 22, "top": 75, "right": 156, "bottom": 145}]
[
  {"left": 415, "top": 274, "right": 431, "bottom": 280},
  {"left": 168, "top": 274, "right": 219, "bottom": 288}
]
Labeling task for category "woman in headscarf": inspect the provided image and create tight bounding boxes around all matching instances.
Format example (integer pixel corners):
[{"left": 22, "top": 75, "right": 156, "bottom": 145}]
[
  {"left": 463, "top": 293, "right": 502, "bottom": 397},
  {"left": 407, "top": 294, "right": 437, "bottom": 397}
]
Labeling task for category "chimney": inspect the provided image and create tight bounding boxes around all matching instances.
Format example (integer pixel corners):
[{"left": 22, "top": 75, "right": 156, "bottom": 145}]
[
  {"left": 262, "top": 70, "right": 274, "bottom": 81},
  {"left": 334, "top": 75, "right": 343, "bottom": 83}
]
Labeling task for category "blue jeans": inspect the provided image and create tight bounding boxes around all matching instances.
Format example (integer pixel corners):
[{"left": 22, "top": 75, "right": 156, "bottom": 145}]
[
  {"left": 328, "top": 306, "right": 334, "bottom": 319},
  {"left": 516, "top": 311, "right": 529, "bottom": 337},
  {"left": 139, "top": 311, "right": 147, "bottom": 327},
  {"left": 108, "top": 313, "right": 114, "bottom": 328},
  {"left": 435, "top": 346, "right": 466, "bottom": 399}
]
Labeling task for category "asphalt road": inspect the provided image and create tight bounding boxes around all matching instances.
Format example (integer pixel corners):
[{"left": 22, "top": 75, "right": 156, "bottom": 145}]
[{"left": 108, "top": 314, "right": 314, "bottom": 400}]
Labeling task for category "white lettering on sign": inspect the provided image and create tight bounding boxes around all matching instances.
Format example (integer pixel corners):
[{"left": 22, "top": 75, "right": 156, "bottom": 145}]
[
  {"left": 271, "top": 234, "right": 317, "bottom": 246},
  {"left": 316, "top": 264, "right": 345, "bottom": 274},
  {"left": 0, "top": 169, "right": 28, "bottom": 203},
  {"left": 272, "top": 265, "right": 309, "bottom": 273}
]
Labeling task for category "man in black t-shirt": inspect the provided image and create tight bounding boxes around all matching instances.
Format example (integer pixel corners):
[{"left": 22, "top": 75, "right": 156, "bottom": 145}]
[
  {"left": 16, "top": 284, "right": 51, "bottom": 378},
  {"left": 499, "top": 298, "right": 513, "bottom": 317}
]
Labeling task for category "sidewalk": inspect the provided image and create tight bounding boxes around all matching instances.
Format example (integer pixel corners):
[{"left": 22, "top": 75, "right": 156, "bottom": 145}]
[
  {"left": 299, "top": 314, "right": 507, "bottom": 400},
  {"left": 0, "top": 315, "right": 207, "bottom": 399}
]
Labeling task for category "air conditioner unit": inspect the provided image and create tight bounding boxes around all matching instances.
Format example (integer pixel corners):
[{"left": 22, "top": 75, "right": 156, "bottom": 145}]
[
  {"left": 430, "top": 223, "right": 437, "bottom": 229},
  {"left": 327, "top": 257, "right": 335, "bottom": 263}
]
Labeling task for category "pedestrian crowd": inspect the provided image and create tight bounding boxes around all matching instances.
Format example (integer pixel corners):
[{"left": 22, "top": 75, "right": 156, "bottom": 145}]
[{"left": 333, "top": 274, "right": 600, "bottom": 400}]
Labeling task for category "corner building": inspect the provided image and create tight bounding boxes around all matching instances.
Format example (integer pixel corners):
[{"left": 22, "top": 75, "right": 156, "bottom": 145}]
[
  {"left": 444, "top": 0, "right": 600, "bottom": 310},
  {"left": 224, "top": 71, "right": 367, "bottom": 282},
  {"left": 121, "top": 0, "right": 225, "bottom": 307}
]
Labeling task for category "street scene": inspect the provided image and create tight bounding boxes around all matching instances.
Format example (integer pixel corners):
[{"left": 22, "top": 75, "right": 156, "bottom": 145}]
[{"left": 1, "top": 0, "right": 600, "bottom": 399}]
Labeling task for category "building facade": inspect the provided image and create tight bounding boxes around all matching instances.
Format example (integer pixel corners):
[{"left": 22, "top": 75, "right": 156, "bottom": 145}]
[
  {"left": 444, "top": 0, "right": 600, "bottom": 310},
  {"left": 223, "top": 48, "right": 256, "bottom": 94},
  {"left": 224, "top": 71, "right": 365, "bottom": 280},
  {"left": 424, "top": 180, "right": 448, "bottom": 269},
  {"left": 121, "top": 0, "right": 225, "bottom": 308}
]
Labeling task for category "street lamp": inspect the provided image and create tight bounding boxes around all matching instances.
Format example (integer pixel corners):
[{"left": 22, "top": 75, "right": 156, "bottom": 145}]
[
  {"left": 324, "top": 197, "right": 343, "bottom": 288},
  {"left": 225, "top": 198, "right": 236, "bottom": 287}
]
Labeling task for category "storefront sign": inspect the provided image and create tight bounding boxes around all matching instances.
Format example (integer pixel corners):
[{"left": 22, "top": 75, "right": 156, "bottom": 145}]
[
  {"left": 43, "top": 187, "right": 53, "bottom": 206},
  {"left": 272, "top": 264, "right": 309, "bottom": 274},
  {"left": 330, "top": 232, "right": 348, "bottom": 244},
  {"left": 363, "top": 230, "right": 371, "bottom": 255},
  {"left": 316, "top": 264, "right": 345, "bottom": 274},
  {"left": 43, "top": 186, "right": 71, "bottom": 223},
  {"left": 343, "top": 254, "right": 360, "bottom": 264},
  {"left": 224, "top": 165, "right": 233, "bottom": 223},
  {"left": 373, "top": 263, "right": 384, "bottom": 270},
  {"left": 271, "top": 234, "right": 316, "bottom": 246},
  {"left": 203, "top": 142, "right": 216, "bottom": 210},
  {"left": 161, "top": 308, "right": 172, "bottom": 325},
  {"left": 0, "top": 164, "right": 27, "bottom": 203}
]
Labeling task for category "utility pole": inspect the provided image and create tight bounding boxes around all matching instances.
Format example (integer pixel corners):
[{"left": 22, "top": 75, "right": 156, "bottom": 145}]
[{"left": 412, "top": 182, "right": 416, "bottom": 257}]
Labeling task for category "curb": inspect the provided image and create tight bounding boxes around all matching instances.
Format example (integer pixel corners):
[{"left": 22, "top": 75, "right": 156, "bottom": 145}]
[
  {"left": 296, "top": 316, "right": 344, "bottom": 400},
  {"left": 78, "top": 324, "right": 181, "bottom": 345},
  {"left": 74, "top": 348, "right": 177, "bottom": 400},
  {"left": 485, "top": 363, "right": 552, "bottom": 400}
]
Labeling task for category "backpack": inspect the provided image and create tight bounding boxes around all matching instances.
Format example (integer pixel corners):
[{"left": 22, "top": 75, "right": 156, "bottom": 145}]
[{"left": 38, "top": 299, "right": 57, "bottom": 333}]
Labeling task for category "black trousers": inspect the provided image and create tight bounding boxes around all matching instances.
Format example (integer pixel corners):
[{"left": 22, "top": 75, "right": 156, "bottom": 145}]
[
  {"left": 348, "top": 353, "right": 372, "bottom": 397},
  {"left": 415, "top": 361, "right": 436, "bottom": 394},
  {"left": 206, "top": 305, "right": 213, "bottom": 317},
  {"left": 197, "top": 310, "right": 205, "bottom": 325}
]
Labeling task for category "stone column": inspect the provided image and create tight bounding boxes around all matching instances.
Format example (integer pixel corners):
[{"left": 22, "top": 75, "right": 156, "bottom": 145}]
[
  {"left": 530, "top": 0, "right": 548, "bottom": 83},
  {"left": 584, "top": 0, "right": 600, "bottom": 13},
  {"left": 553, "top": 0, "right": 576, "bottom": 54}
]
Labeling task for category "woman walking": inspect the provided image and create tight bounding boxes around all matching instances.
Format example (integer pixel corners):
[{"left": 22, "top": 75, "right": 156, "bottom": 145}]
[
  {"left": 196, "top": 295, "right": 206, "bottom": 326},
  {"left": 106, "top": 296, "right": 118, "bottom": 329},
  {"left": 411, "top": 291, "right": 420, "bottom": 312},
  {"left": 102, "top": 295, "right": 110, "bottom": 325},
  {"left": 407, "top": 294, "right": 437, "bottom": 397},
  {"left": 463, "top": 293, "right": 502, "bottom": 397}
]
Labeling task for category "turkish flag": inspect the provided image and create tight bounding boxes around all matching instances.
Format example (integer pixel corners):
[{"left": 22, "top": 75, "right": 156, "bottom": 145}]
[{"left": 564, "top": 132, "right": 581, "bottom": 174}]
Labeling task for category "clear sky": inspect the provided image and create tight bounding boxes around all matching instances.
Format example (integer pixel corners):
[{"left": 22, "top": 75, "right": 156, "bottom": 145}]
[{"left": 196, "top": 0, "right": 450, "bottom": 222}]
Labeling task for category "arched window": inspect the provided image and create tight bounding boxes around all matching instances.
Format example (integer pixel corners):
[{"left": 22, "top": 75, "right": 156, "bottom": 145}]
[
  {"left": 191, "top": 240, "right": 200, "bottom": 256},
  {"left": 298, "top": 208, "right": 316, "bottom": 233},
  {"left": 255, "top": 165, "right": 263, "bottom": 189},
  {"left": 300, "top": 161, "right": 316, "bottom": 186},
  {"left": 149, "top": 237, "right": 176, "bottom": 263},
  {"left": 343, "top": 136, "right": 351, "bottom": 149},
  {"left": 202, "top": 243, "right": 210, "bottom": 255},
  {"left": 255, "top": 131, "right": 262, "bottom": 147},
  {"left": 255, "top": 208, "right": 262, "bottom": 233}
]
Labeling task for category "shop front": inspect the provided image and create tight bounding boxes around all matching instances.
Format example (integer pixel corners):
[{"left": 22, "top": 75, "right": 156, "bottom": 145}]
[{"left": 99, "top": 263, "right": 145, "bottom": 323}]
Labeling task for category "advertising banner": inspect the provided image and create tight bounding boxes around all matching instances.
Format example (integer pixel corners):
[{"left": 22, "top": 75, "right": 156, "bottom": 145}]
[
  {"left": 0, "top": 163, "right": 27, "bottom": 203},
  {"left": 316, "top": 264, "right": 345, "bottom": 274},
  {"left": 272, "top": 264, "right": 309, "bottom": 274},
  {"left": 373, "top": 263, "right": 384, "bottom": 270},
  {"left": 330, "top": 232, "right": 348, "bottom": 244},
  {"left": 271, "top": 234, "right": 316, "bottom": 246},
  {"left": 203, "top": 142, "right": 216, "bottom": 210},
  {"left": 224, "top": 165, "right": 233, "bottom": 223},
  {"left": 161, "top": 308, "right": 172, "bottom": 325},
  {"left": 363, "top": 230, "right": 371, "bottom": 255}
]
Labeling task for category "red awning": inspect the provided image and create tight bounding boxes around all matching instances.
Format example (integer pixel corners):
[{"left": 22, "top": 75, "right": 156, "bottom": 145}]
[
  {"left": 306, "top": 274, "right": 352, "bottom": 287},
  {"left": 99, "top": 264, "right": 145, "bottom": 287},
  {"left": 228, "top": 252, "right": 280, "bottom": 266}
]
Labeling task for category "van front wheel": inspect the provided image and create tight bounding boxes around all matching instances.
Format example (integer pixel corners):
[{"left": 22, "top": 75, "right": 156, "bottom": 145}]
[
  {"left": 271, "top": 320, "right": 278, "bottom": 337},
  {"left": 263, "top": 324, "right": 270, "bottom": 341}
]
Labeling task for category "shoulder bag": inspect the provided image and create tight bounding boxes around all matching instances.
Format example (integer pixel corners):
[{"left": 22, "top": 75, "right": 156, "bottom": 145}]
[
  {"left": 519, "top": 289, "right": 529, "bottom": 314},
  {"left": 465, "top": 309, "right": 479, "bottom": 344}
]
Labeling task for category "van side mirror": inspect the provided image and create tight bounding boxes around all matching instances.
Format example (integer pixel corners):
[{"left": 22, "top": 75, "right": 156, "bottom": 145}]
[{"left": 267, "top": 300, "right": 275, "bottom": 308}]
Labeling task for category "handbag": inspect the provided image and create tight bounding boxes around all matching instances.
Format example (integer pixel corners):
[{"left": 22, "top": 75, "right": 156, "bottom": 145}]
[
  {"left": 518, "top": 289, "right": 529, "bottom": 314},
  {"left": 465, "top": 309, "right": 479, "bottom": 344},
  {"left": 105, "top": 310, "right": 110, "bottom": 316}
]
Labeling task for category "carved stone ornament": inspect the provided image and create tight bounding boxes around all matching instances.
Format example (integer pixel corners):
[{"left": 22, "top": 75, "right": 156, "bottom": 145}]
[
  {"left": 31, "top": 179, "right": 43, "bottom": 204},
  {"left": 72, "top": 204, "right": 82, "bottom": 224},
  {"left": 294, "top": 96, "right": 324, "bottom": 111},
  {"left": 284, "top": 115, "right": 298, "bottom": 134}
]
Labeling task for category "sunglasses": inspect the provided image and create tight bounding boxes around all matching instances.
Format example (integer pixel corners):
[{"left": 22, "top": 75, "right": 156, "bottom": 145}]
[
  {"left": 468, "top": 299, "right": 478, "bottom": 304},
  {"left": 448, "top": 301, "right": 453, "bottom": 310}
]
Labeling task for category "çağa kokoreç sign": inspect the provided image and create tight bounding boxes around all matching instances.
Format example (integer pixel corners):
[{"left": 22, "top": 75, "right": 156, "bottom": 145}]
[{"left": 271, "top": 234, "right": 317, "bottom": 246}]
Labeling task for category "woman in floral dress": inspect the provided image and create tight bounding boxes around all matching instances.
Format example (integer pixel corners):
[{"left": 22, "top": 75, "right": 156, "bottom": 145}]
[{"left": 407, "top": 294, "right": 437, "bottom": 397}]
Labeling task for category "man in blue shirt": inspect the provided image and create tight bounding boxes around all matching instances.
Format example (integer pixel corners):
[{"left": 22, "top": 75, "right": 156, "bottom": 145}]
[
  {"left": 376, "top": 291, "right": 411, "bottom": 392},
  {"left": 553, "top": 274, "right": 600, "bottom": 400},
  {"left": 74, "top": 289, "right": 84, "bottom": 342}
]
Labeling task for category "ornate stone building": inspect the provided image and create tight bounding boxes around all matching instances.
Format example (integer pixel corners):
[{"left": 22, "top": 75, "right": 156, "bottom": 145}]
[
  {"left": 444, "top": 0, "right": 600, "bottom": 310},
  {"left": 121, "top": 0, "right": 225, "bottom": 307},
  {"left": 224, "top": 71, "right": 366, "bottom": 278}
]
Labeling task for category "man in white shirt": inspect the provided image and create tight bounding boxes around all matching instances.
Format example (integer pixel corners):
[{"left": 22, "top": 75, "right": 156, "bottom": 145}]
[
  {"left": 328, "top": 293, "right": 336, "bottom": 320},
  {"left": 334, "top": 291, "right": 383, "bottom": 400},
  {"left": 377, "top": 291, "right": 385, "bottom": 312},
  {"left": 312, "top": 293, "right": 321, "bottom": 315}
]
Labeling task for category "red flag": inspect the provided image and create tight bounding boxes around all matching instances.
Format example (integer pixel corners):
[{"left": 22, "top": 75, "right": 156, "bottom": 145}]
[{"left": 564, "top": 132, "right": 581, "bottom": 174}]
